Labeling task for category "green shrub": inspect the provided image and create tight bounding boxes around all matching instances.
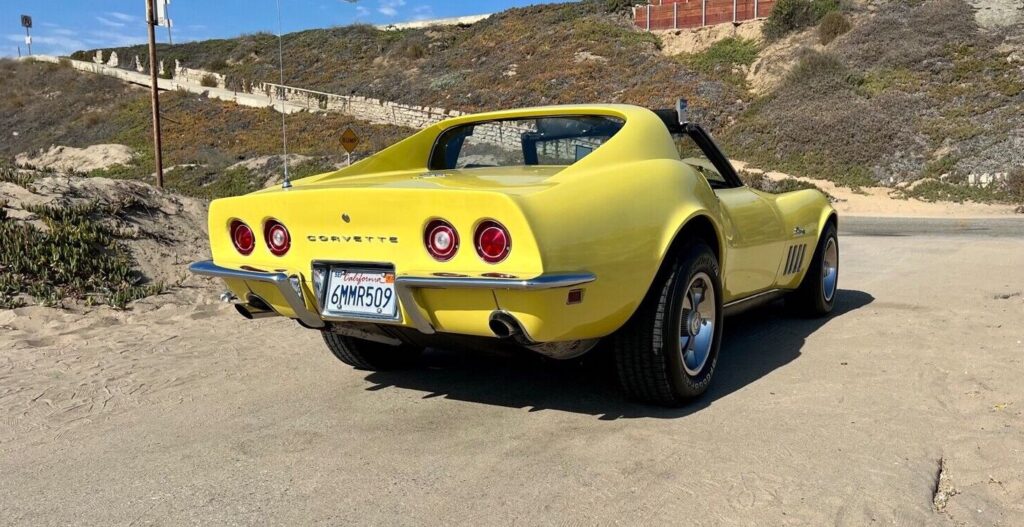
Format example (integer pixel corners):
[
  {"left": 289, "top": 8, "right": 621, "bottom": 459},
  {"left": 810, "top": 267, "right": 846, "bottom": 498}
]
[
  {"left": 0, "top": 201, "right": 160, "bottom": 309},
  {"left": 818, "top": 12, "right": 851, "bottom": 45},
  {"left": 763, "top": 0, "right": 840, "bottom": 41},
  {"left": 686, "top": 37, "right": 759, "bottom": 71},
  {"left": 681, "top": 37, "right": 759, "bottom": 87},
  {"left": 207, "top": 58, "right": 229, "bottom": 72},
  {"left": 1007, "top": 167, "right": 1024, "bottom": 204},
  {"left": 200, "top": 74, "right": 219, "bottom": 88},
  {"left": 895, "top": 179, "right": 1002, "bottom": 204},
  {"left": 594, "top": 0, "right": 642, "bottom": 14},
  {"left": 0, "top": 165, "right": 36, "bottom": 188}
]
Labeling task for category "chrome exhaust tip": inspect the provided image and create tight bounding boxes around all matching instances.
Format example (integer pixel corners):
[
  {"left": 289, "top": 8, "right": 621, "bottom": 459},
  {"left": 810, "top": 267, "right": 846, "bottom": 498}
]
[{"left": 489, "top": 311, "right": 522, "bottom": 339}]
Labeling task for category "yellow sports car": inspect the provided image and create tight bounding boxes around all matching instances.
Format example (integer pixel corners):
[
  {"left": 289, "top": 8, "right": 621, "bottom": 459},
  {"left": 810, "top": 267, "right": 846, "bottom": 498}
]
[{"left": 190, "top": 101, "right": 838, "bottom": 405}]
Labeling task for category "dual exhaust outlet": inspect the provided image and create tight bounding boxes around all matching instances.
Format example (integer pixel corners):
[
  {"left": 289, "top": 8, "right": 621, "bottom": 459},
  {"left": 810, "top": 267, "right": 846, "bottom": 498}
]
[{"left": 233, "top": 292, "right": 527, "bottom": 341}]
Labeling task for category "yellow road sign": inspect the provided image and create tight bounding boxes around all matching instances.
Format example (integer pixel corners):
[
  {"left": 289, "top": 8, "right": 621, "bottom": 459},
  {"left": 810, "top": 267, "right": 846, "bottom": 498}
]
[{"left": 341, "top": 128, "right": 360, "bottom": 153}]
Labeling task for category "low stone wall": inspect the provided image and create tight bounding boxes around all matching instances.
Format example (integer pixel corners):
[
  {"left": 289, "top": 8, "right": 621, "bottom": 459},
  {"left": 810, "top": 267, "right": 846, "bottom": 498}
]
[
  {"left": 176, "top": 64, "right": 227, "bottom": 89},
  {"left": 257, "top": 83, "right": 463, "bottom": 129}
]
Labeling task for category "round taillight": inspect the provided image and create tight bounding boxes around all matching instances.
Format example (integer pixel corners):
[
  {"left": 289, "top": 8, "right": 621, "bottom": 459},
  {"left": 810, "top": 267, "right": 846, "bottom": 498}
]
[
  {"left": 231, "top": 220, "right": 255, "bottom": 256},
  {"left": 424, "top": 219, "right": 458, "bottom": 261},
  {"left": 475, "top": 220, "right": 510, "bottom": 263},
  {"left": 264, "top": 219, "right": 290, "bottom": 256}
]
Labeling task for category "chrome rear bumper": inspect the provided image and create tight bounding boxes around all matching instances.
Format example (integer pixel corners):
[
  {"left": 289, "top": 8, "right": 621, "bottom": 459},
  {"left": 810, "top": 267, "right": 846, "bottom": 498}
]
[{"left": 188, "top": 260, "right": 595, "bottom": 335}]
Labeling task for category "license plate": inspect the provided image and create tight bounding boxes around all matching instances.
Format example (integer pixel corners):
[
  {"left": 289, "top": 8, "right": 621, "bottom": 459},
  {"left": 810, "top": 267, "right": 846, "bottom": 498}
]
[{"left": 323, "top": 268, "right": 398, "bottom": 319}]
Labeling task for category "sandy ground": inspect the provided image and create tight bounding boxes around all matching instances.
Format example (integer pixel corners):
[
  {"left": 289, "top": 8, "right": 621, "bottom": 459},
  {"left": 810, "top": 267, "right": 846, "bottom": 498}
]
[
  {"left": 732, "top": 160, "right": 1024, "bottom": 218},
  {"left": 14, "top": 144, "right": 136, "bottom": 174},
  {"left": 657, "top": 20, "right": 767, "bottom": 56},
  {"left": 1, "top": 233, "right": 1022, "bottom": 525}
]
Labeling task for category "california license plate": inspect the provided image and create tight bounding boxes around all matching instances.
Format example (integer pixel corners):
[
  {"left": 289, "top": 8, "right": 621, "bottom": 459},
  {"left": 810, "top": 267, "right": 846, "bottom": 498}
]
[{"left": 323, "top": 268, "right": 398, "bottom": 319}]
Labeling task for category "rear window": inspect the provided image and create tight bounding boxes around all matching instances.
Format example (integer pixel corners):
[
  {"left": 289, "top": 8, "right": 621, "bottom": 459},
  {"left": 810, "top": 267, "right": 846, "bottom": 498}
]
[{"left": 429, "top": 115, "right": 624, "bottom": 170}]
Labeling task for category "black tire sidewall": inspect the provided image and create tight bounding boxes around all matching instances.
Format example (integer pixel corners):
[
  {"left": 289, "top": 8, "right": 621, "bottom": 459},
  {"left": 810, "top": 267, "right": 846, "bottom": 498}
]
[
  {"left": 810, "top": 223, "right": 838, "bottom": 314},
  {"left": 662, "top": 243, "right": 724, "bottom": 398}
]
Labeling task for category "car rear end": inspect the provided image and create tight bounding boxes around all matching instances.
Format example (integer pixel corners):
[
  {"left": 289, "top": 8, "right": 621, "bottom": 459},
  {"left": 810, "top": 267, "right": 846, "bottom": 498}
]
[{"left": 192, "top": 180, "right": 595, "bottom": 343}]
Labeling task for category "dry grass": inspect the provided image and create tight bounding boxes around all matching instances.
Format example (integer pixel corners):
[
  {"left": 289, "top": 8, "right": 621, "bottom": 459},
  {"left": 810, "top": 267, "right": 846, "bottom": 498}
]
[
  {"left": 3, "top": 59, "right": 414, "bottom": 199},
  {"left": 0, "top": 59, "right": 140, "bottom": 159},
  {"left": 722, "top": 0, "right": 1024, "bottom": 189},
  {"left": 818, "top": 12, "right": 851, "bottom": 45}
]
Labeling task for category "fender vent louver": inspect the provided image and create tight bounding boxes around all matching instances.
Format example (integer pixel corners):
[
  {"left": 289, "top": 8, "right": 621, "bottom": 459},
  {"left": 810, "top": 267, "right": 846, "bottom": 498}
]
[{"left": 784, "top": 244, "right": 808, "bottom": 275}]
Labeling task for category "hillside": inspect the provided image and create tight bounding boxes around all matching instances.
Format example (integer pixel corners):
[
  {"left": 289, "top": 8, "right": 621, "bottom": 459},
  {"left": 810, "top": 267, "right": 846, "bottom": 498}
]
[
  {"left": 721, "top": 0, "right": 1024, "bottom": 197},
  {"left": 69, "top": 0, "right": 1024, "bottom": 205},
  {"left": 1, "top": 59, "right": 414, "bottom": 198},
  {"left": 70, "top": 1, "right": 747, "bottom": 130}
]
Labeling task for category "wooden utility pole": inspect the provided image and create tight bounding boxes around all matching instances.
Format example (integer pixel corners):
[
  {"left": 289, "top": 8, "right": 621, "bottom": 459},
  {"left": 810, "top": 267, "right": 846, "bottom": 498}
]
[{"left": 146, "top": 0, "right": 165, "bottom": 188}]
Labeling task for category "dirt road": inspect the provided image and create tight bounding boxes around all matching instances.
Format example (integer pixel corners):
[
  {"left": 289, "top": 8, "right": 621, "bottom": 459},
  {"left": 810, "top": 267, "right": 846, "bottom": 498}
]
[{"left": 1, "top": 233, "right": 1022, "bottom": 525}]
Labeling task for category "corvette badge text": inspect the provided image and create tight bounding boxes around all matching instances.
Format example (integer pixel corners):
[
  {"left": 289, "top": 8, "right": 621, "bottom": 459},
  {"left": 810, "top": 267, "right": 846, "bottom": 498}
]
[{"left": 307, "top": 235, "right": 399, "bottom": 244}]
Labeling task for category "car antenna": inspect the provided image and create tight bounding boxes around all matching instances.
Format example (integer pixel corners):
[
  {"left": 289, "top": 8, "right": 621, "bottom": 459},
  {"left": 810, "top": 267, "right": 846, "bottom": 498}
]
[{"left": 275, "top": 0, "right": 291, "bottom": 189}]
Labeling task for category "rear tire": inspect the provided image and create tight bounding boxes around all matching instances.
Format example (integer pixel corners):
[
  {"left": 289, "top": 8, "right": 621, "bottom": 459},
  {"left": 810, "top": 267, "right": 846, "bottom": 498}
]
[
  {"left": 787, "top": 222, "right": 838, "bottom": 317},
  {"left": 322, "top": 331, "right": 423, "bottom": 370},
  {"left": 613, "top": 241, "right": 724, "bottom": 406}
]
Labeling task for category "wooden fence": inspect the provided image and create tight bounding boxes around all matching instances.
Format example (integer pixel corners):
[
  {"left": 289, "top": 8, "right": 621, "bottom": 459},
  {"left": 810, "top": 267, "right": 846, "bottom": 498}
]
[{"left": 633, "top": 0, "right": 776, "bottom": 30}]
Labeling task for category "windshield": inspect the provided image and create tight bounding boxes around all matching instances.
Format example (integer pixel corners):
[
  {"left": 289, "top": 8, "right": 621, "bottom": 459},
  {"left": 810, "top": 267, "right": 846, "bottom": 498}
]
[{"left": 429, "top": 115, "right": 624, "bottom": 170}]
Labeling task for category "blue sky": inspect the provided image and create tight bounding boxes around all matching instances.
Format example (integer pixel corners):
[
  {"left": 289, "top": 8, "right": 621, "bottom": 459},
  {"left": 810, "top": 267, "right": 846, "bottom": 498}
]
[{"left": 2, "top": 0, "right": 572, "bottom": 57}]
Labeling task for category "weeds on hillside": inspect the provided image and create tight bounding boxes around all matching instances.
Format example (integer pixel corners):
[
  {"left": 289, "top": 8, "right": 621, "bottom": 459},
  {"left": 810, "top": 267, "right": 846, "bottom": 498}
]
[
  {"left": 0, "top": 165, "right": 36, "bottom": 189},
  {"left": 0, "top": 200, "right": 161, "bottom": 309},
  {"left": 818, "top": 12, "right": 851, "bottom": 45},
  {"left": 739, "top": 170, "right": 834, "bottom": 199},
  {"left": 722, "top": 50, "right": 880, "bottom": 187},
  {"left": 679, "top": 38, "right": 759, "bottom": 88},
  {"left": 894, "top": 180, "right": 990, "bottom": 204},
  {"left": 65, "top": 2, "right": 742, "bottom": 126},
  {"left": 762, "top": 0, "right": 839, "bottom": 41},
  {"left": 162, "top": 158, "right": 337, "bottom": 199}
]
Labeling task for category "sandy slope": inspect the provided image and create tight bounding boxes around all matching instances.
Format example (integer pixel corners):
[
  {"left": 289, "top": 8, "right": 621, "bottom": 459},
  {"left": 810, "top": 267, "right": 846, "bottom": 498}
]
[
  {"left": 733, "top": 160, "right": 1023, "bottom": 218},
  {"left": 14, "top": 144, "right": 136, "bottom": 174}
]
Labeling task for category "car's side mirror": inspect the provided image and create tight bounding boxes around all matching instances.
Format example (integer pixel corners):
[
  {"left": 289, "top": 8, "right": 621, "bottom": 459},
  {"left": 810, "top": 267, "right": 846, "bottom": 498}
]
[{"left": 676, "top": 98, "right": 689, "bottom": 126}]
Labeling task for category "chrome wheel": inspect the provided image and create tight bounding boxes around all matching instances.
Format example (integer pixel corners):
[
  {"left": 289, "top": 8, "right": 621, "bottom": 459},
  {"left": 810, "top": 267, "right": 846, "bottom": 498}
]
[
  {"left": 822, "top": 237, "right": 838, "bottom": 302},
  {"left": 679, "top": 272, "right": 716, "bottom": 376}
]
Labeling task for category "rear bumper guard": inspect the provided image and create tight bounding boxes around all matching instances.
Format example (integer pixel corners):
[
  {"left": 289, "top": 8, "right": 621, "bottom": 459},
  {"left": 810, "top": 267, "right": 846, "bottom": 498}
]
[{"left": 188, "top": 260, "right": 595, "bottom": 335}]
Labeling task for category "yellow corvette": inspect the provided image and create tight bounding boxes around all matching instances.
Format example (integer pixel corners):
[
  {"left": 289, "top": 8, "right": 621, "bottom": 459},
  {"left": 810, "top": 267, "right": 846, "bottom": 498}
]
[{"left": 190, "top": 101, "right": 838, "bottom": 405}]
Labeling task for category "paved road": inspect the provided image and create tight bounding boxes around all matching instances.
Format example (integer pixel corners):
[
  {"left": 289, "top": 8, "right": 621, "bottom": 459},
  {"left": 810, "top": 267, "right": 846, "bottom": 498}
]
[
  {"left": 841, "top": 215, "right": 1024, "bottom": 237},
  {"left": 1, "top": 234, "right": 1022, "bottom": 525}
]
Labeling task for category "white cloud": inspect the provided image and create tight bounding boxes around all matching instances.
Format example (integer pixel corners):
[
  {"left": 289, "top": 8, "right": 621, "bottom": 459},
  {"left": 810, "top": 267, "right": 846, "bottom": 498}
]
[
  {"left": 377, "top": 0, "right": 406, "bottom": 17},
  {"left": 108, "top": 12, "right": 136, "bottom": 23},
  {"left": 96, "top": 16, "right": 126, "bottom": 28},
  {"left": 354, "top": 5, "right": 370, "bottom": 18}
]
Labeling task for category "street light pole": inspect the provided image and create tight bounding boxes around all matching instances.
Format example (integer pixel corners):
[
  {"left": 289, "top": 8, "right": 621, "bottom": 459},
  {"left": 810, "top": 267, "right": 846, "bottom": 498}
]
[{"left": 145, "top": 0, "right": 164, "bottom": 188}]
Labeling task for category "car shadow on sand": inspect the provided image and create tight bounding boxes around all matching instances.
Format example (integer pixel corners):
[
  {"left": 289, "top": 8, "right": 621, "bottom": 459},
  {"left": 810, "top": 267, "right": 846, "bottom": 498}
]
[{"left": 363, "top": 289, "right": 874, "bottom": 420}]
